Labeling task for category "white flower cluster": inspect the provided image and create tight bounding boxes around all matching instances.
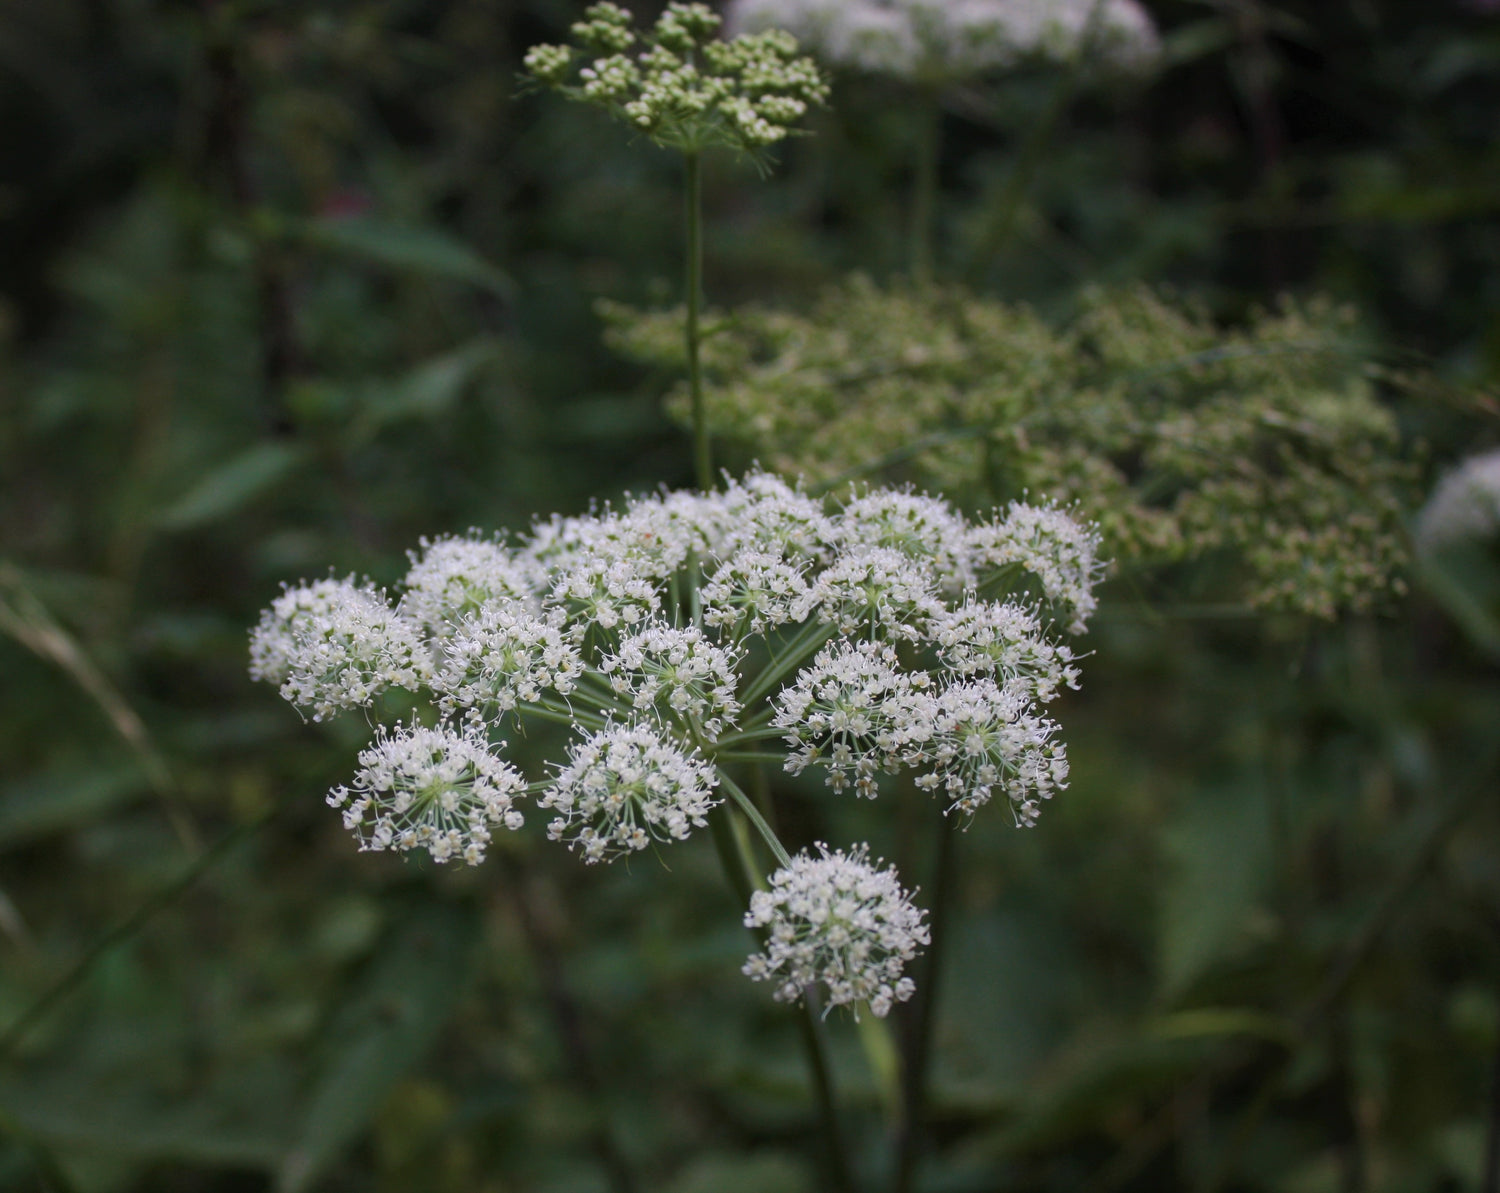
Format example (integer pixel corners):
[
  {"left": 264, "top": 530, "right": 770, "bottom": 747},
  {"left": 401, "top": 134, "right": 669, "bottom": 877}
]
[
  {"left": 744, "top": 844, "right": 930, "bottom": 1017},
  {"left": 524, "top": 2, "right": 830, "bottom": 154},
  {"left": 252, "top": 471, "right": 1101, "bottom": 1013},
  {"left": 601, "top": 623, "right": 743, "bottom": 740},
  {"left": 248, "top": 577, "right": 429, "bottom": 722},
  {"left": 969, "top": 500, "right": 1105, "bottom": 634},
  {"left": 1415, "top": 449, "right": 1500, "bottom": 552},
  {"left": 327, "top": 722, "right": 525, "bottom": 865},
  {"left": 541, "top": 722, "right": 720, "bottom": 862},
  {"left": 726, "top": 0, "right": 1160, "bottom": 82}
]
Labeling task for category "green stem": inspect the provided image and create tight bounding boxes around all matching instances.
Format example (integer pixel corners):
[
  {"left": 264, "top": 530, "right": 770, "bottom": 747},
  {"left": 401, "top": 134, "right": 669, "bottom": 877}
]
[
  {"left": 713, "top": 750, "right": 787, "bottom": 766},
  {"left": 739, "top": 621, "right": 836, "bottom": 709},
  {"left": 716, "top": 770, "right": 790, "bottom": 868},
  {"left": 529, "top": 700, "right": 609, "bottom": 732},
  {"left": 685, "top": 150, "right": 712, "bottom": 492},
  {"left": 893, "top": 814, "right": 960, "bottom": 1193},
  {"left": 714, "top": 725, "right": 789, "bottom": 750},
  {"left": 911, "top": 91, "right": 941, "bottom": 285},
  {"left": 708, "top": 808, "right": 858, "bottom": 1193}
]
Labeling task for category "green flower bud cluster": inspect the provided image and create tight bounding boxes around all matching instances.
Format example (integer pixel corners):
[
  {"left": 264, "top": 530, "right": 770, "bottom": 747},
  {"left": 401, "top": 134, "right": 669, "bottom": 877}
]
[
  {"left": 602, "top": 279, "right": 1420, "bottom": 619},
  {"left": 523, "top": 2, "right": 829, "bottom": 154}
]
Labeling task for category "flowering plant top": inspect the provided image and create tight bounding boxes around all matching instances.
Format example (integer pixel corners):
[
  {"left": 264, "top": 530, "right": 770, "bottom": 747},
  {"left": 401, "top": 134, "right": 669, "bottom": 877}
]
[
  {"left": 523, "top": 2, "right": 830, "bottom": 154},
  {"left": 251, "top": 471, "right": 1101, "bottom": 1014}
]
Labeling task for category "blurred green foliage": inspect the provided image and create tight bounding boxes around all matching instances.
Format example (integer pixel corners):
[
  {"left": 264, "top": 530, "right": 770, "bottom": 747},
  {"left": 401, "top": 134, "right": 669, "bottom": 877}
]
[{"left": 0, "top": 2, "right": 1498, "bottom": 1192}]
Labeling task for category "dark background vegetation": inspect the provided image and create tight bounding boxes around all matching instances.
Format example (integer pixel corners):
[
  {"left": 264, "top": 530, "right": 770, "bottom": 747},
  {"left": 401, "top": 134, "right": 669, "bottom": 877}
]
[{"left": 1, "top": 1, "right": 1498, "bottom": 1191}]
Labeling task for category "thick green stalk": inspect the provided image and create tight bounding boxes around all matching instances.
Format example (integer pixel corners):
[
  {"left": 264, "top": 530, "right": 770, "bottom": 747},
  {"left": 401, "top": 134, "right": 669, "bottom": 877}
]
[
  {"left": 685, "top": 150, "right": 712, "bottom": 491},
  {"left": 893, "top": 815, "right": 960, "bottom": 1193},
  {"left": 910, "top": 92, "right": 941, "bottom": 285}
]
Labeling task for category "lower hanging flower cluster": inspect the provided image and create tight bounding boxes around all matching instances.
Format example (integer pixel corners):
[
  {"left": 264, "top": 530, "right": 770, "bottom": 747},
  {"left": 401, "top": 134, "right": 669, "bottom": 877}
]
[{"left": 250, "top": 471, "right": 1102, "bottom": 1015}]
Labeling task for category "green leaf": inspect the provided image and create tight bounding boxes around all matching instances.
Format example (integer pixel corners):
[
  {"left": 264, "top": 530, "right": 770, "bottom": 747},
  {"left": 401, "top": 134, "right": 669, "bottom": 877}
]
[
  {"left": 276, "top": 900, "right": 477, "bottom": 1193},
  {"left": 349, "top": 340, "right": 502, "bottom": 443},
  {"left": 293, "top": 217, "right": 515, "bottom": 298},
  {"left": 155, "top": 443, "right": 307, "bottom": 532}
]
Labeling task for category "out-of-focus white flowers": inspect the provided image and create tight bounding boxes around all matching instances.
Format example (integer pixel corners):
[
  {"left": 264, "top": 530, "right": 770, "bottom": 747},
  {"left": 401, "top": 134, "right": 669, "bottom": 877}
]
[
  {"left": 726, "top": 0, "right": 1161, "bottom": 83},
  {"left": 252, "top": 470, "right": 1102, "bottom": 1012},
  {"left": 743, "top": 843, "right": 930, "bottom": 1017},
  {"left": 327, "top": 722, "right": 526, "bottom": 865},
  {"left": 1415, "top": 449, "right": 1500, "bottom": 551}
]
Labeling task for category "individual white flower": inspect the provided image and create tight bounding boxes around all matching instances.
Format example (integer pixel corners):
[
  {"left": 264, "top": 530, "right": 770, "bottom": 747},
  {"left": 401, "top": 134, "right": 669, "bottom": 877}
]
[
  {"left": 1415, "top": 449, "right": 1500, "bottom": 551},
  {"left": 702, "top": 546, "right": 811, "bottom": 635},
  {"left": 795, "top": 545, "right": 946, "bottom": 641},
  {"left": 253, "top": 579, "right": 429, "bottom": 721},
  {"left": 326, "top": 722, "right": 526, "bottom": 865},
  {"left": 968, "top": 501, "right": 1105, "bottom": 634},
  {"left": 540, "top": 723, "right": 720, "bottom": 863},
  {"left": 773, "top": 639, "right": 924, "bottom": 796},
  {"left": 927, "top": 598, "right": 1080, "bottom": 702},
  {"left": 434, "top": 606, "right": 582, "bottom": 717},
  {"left": 896, "top": 677, "right": 1068, "bottom": 824},
  {"left": 599, "top": 621, "right": 743, "bottom": 740},
  {"left": 742, "top": 843, "right": 929, "bottom": 1017},
  {"left": 400, "top": 533, "right": 537, "bottom": 637},
  {"left": 835, "top": 488, "right": 973, "bottom": 591}
]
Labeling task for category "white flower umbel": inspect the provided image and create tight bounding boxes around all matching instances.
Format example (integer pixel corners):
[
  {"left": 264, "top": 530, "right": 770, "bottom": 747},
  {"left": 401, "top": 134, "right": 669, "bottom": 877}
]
[
  {"left": 252, "top": 473, "right": 1101, "bottom": 875},
  {"left": 796, "top": 545, "right": 946, "bottom": 641},
  {"left": 400, "top": 534, "right": 537, "bottom": 637},
  {"left": 773, "top": 639, "right": 922, "bottom": 796},
  {"left": 525, "top": 2, "right": 829, "bottom": 154},
  {"left": 927, "top": 598, "right": 1080, "bottom": 702},
  {"left": 435, "top": 606, "right": 582, "bottom": 717},
  {"left": 743, "top": 843, "right": 930, "bottom": 1017},
  {"left": 327, "top": 722, "right": 526, "bottom": 864},
  {"left": 249, "top": 577, "right": 360, "bottom": 687},
  {"left": 719, "top": 470, "right": 837, "bottom": 559},
  {"left": 547, "top": 551, "right": 663, "bottom": 634},
  {"left": 1415, "top": 448, "right": 1500, "bottom": 551},
  {"left": 899, "top": 677, "right": 1068, "bottom": 824},
  {"left": 836, "top": 488, "right": 973, "bottom": 592},
  {"left": 703, "top": 546, "right": 811, "bottom": 635},
  {"left": 726, "top": 0, "right": 1160, "bottom": 82},
  {"left": 541, "top": 723, "right": 720, "bottom": 863},
  {"left": 600, "top": 621, "right": 743, "bottom": 740},
  {"left": 968, "top": 501, "right": 1105, "bottom": 634},
  {"left": 254, "top": 578, "right": 429, "bottom": 721}
]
